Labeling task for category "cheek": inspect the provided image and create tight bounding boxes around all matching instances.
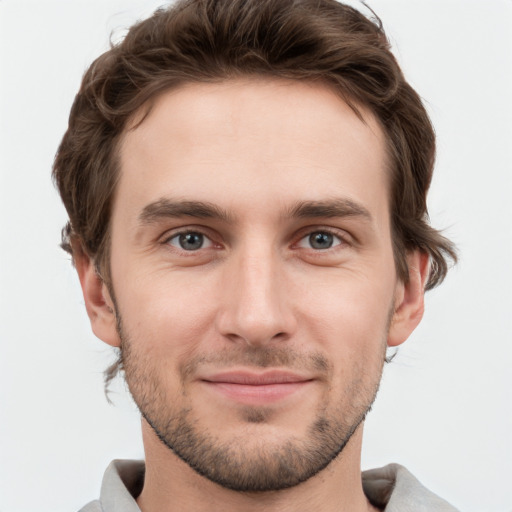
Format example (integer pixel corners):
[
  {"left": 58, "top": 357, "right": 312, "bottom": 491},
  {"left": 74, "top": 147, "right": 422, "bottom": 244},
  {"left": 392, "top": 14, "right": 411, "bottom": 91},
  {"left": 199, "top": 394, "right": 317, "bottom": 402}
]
[
  {"left": 292, "top": 269, "right": 394, "bottom": 391},
  {"left": 303, "top": 276, "right": 392, "bottom": 397},
  {"left": 115, "top": 269, "right": 220, "bottom": 361},
  {"left": 295, "top": 266, "right": 395, "bottom": 342}
]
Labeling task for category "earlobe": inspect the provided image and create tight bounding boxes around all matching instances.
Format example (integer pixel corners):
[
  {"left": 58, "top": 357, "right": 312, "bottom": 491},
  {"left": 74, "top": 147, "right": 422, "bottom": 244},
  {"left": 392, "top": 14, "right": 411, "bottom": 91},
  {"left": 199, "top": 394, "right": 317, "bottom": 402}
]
[
  {"left": 388, "top": 250, "right": 430, "bottom": 347},
  {"left": 74, "top": 249, "right": 121, "bottom": 348}
]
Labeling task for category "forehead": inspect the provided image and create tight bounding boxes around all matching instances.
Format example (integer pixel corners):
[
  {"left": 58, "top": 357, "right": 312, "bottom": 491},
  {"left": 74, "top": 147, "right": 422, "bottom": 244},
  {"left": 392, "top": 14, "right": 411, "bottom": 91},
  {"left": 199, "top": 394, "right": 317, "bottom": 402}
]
[{"left": 117, "top": 78, "right": 389, "bottom": 222}]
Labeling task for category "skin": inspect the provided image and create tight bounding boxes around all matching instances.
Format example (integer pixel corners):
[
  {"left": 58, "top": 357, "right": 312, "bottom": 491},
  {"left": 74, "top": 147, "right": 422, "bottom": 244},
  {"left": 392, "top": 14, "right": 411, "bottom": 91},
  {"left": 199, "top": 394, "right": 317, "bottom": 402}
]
[{"left": 77, "top": 79, "right": 429, "bottom": 512}]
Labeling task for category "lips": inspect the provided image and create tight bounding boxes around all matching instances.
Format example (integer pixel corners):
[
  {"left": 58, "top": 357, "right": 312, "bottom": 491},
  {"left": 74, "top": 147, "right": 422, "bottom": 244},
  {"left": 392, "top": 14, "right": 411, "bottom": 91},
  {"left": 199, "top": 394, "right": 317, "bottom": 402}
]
[
  {"left": 203, "top": 370, "right": 311, "bottom": 385},
  {"left": 200, "top": 370, "right": 314, "bottom": 404}
]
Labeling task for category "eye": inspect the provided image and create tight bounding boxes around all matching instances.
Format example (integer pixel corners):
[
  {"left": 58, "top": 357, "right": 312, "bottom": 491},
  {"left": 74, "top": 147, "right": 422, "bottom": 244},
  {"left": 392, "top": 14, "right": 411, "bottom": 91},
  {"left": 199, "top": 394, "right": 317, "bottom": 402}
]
[
  {"left": 166, "top": 231, "right": 213, "bottom": 251},
  {"left": 297, "top": 231, "right": 343, "bottom": 250}
]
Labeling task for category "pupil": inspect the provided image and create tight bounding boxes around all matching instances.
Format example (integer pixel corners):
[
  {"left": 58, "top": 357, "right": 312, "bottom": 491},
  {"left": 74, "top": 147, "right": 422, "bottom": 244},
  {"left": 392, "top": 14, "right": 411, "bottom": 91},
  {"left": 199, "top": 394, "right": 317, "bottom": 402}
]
[
  {"left": 179, "top": 233, "right": 203, "bottom": 250},
  {"left": 310, "top": 232, "right": 333, "bottom": 249}
]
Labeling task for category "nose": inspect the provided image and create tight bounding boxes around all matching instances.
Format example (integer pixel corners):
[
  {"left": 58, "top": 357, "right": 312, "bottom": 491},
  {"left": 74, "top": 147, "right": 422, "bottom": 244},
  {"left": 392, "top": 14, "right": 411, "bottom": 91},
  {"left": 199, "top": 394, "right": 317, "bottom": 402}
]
[{"left": 215, "top": 246, "right": 297, "bottom": 346}]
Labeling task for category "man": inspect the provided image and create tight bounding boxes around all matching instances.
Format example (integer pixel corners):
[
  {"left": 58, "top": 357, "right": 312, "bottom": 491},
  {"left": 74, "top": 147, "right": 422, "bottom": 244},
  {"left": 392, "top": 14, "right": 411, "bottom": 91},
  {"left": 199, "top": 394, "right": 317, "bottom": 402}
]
[{"left": 53, "top": 0, "right": 458, "bottom": 510}]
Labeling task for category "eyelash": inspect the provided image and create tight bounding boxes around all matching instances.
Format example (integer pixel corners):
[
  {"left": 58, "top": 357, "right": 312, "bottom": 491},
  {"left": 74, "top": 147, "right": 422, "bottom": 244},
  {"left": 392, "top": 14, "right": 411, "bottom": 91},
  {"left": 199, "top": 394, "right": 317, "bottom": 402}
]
[
  {"left": 162, "top": 229, "right": 217, "bottom": 253},
  {"left": 161, "top": 226, "right": 351, "bottom": 254},
  {"left": 296, "top": 227, "right": 348, "bottom": 250}
]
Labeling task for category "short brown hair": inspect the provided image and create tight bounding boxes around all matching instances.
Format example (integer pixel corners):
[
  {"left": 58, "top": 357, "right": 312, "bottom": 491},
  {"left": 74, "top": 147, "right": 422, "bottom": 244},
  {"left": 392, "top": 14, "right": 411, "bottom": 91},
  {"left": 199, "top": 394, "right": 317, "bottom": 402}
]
[{"left": 53, "top": 0, "right": 456, "bottom": 291}]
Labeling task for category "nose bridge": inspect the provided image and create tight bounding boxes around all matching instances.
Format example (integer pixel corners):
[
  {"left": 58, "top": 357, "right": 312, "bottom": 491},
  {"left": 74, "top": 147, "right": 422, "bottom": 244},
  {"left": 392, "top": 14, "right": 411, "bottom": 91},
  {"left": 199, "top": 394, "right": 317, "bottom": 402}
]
[{"left": 217, "top": 239, "right": 294, "bottom": 345}]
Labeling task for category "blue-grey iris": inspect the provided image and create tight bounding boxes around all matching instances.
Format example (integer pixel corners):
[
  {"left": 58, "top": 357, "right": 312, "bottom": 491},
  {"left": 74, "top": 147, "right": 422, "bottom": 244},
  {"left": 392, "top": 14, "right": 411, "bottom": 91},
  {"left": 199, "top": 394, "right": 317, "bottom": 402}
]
[
  {"left": 179, "top": 232, "right": 204, "bottom": 250},
  {"left": 309, "top": 232, "right": 333, "bottom": 249}
]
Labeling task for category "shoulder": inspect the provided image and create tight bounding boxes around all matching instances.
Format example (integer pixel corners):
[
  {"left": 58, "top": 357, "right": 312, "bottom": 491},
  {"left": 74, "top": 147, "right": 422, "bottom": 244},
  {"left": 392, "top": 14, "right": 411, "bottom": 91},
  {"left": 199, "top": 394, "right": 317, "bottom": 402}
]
[
  {"left": 77, "top": 460, "right": 144, "bottom": 512},
  {"left": 363, "top": 463, "right": 459, "bottom": 511},
  {"left": 78, "top": 500, "right": 103, "bottom": 512}
]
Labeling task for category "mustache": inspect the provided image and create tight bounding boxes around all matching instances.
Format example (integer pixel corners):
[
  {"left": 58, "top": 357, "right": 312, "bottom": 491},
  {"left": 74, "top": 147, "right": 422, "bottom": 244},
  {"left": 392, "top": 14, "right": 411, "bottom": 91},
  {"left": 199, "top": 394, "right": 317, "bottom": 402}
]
[{"left": 180, "top": 346, "right": 331, "bottom": 380}]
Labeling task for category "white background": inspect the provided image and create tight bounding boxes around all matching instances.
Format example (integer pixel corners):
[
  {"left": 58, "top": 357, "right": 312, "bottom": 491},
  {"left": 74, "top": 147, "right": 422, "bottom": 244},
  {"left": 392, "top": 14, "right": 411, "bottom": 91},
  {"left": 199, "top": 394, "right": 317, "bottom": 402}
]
[{"left": 0, "top": 1, "right": 511, "bottom": 511}]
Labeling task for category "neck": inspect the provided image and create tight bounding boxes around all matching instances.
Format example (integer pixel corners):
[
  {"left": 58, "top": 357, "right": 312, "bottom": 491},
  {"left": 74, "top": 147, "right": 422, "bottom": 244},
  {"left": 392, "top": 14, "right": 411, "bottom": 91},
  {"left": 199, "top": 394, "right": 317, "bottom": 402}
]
[{"left": 136, "top": 419, "right": 379, "bottom": 512}]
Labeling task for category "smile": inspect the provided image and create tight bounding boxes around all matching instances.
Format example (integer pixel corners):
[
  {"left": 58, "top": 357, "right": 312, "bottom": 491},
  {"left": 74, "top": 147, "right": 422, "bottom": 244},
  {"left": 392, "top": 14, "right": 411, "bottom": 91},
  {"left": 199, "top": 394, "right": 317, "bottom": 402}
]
[{"left": 200, "top": 370, "right": 315, "bottom": 405}]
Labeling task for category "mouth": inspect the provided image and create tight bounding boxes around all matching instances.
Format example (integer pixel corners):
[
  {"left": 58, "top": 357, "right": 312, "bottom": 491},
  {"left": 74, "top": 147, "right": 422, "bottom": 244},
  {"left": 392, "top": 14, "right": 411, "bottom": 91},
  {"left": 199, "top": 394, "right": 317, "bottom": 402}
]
[{"left": 200, "top": 370, "right": 315, "bottom": 405}]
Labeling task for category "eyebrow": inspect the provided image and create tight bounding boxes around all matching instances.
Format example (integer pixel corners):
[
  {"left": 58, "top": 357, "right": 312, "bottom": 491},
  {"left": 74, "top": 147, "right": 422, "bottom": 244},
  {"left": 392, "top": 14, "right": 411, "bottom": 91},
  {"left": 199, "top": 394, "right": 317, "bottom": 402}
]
[
  {"left": 139, "top": 199, "right": 233, "bottom": 225},
  {"left": 287, "top": 198, "right": 372, "bottom": 222},
  {"left": 138, "top": 197, "right": 372, "bottom": 226}
]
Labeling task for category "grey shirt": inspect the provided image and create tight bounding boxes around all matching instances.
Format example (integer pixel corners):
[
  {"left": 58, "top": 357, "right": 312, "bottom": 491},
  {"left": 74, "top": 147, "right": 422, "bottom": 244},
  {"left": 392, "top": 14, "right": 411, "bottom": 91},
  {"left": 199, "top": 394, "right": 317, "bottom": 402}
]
[{"left": 79, "top": 460, "right": 459, "bottom": 511}]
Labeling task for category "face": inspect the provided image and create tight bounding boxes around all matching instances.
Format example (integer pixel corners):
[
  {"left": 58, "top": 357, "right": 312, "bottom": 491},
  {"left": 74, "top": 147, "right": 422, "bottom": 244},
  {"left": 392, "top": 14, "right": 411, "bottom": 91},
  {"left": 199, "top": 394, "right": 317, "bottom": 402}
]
[{"left": 94, "top": 79, "right": 418, "bottom": 491}]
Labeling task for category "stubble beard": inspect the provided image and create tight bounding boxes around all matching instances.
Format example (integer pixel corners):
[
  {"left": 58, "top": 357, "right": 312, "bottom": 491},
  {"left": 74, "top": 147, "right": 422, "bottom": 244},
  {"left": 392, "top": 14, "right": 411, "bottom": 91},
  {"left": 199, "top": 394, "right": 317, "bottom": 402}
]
[{"left": 117, "top": 314, "right": 388, "bottom": 492}]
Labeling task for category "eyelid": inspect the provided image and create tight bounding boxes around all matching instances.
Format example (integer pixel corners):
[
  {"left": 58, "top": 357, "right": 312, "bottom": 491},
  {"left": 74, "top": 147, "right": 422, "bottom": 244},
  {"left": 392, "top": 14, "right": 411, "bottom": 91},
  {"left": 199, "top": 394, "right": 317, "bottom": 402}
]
[
  {"left": 296, "top": 232, "right": 342, "bottom": 250},
  {"left": 160, "top": 226, "right": 220, "bottom": 249},
  {"left": 157, "top": 224, "right": 354, "bottom": 254},
  {"left": 293, "top": 226, "right": 353, "bottom": 249},
  {"left": 168, "top": 232, "right": 214, "bottom": 250}
]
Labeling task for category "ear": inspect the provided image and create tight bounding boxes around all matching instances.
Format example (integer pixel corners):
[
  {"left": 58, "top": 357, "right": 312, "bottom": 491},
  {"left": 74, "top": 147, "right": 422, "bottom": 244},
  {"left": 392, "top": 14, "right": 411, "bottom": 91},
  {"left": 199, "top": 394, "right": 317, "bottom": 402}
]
[
  {"left": 74, "top": 250, "right": 121, "bottom": 348},
  {"left": 388, "top": 250, "right": 430, "bottom": 347}
]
